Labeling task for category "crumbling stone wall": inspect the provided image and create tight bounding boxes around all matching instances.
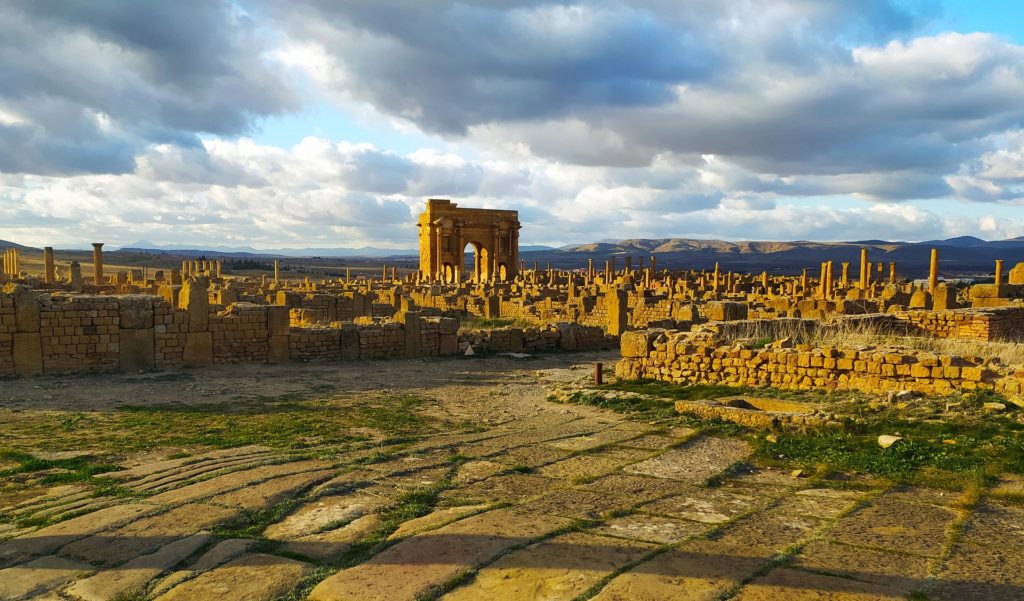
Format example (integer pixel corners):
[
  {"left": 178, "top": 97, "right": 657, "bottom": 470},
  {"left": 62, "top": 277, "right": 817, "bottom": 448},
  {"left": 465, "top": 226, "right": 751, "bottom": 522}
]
[
  {"left": 154, "top": 297, "right": 186, "bottom": 368},
  {"left": 896, "top": 307, "right": 1024, "bottom": 342},
  {"left": 0, "top": 293, "right": 14, "bottom": 375},
  {"left": 39, "top": 295, "right": 120, "bottom": 373},
  {"left": 617, "top": 328, "right": 1020, "bottom": 398},
  {"left": 210, "top": 303, "right": 270, "bottom": 364}
]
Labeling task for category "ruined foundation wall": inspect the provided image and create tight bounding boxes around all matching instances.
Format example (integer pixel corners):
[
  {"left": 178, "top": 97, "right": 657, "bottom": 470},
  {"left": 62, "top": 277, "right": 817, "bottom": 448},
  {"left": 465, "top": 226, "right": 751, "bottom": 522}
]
[
  {"left": 617, "top": 328, "right": 1024, "bottom": 399},
  {"left": 895, "top": 308, "right": 1024, "bottom": 342},
  {"left": 0, "top": 288, "right": 603, "bottom": 377}
]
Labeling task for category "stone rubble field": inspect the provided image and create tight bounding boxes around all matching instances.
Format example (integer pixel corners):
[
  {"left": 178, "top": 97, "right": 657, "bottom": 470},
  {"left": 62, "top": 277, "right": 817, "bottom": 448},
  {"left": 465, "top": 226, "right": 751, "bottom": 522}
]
[{"left": 0, "top": 352, "right": 1022, "bottom": 600}]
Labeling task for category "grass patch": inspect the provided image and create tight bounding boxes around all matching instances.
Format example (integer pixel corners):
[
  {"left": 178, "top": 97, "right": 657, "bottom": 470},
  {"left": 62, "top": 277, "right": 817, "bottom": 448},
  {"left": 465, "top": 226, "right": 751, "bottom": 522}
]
[
  {"left": 0, "top": 450, "right": 122, "bottom": 484},
  {"left": 0, "top": 393, "right": 446, "bottom": 455},
  {"left": 753, "top": 406, "right": 1024, "bottom": 485}
]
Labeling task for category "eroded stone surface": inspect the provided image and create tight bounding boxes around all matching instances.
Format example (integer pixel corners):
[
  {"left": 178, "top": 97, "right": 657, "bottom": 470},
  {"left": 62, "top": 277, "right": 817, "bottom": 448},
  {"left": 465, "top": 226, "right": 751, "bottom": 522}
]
[
  {"left": 594, "top": 514, "right": 708, "bottom": 544},
  {"left": 591, "top": 541, "right": 766, "bottom": 601},
  {"left": 389, "top": 505, "right": 490, "bottom": 540},
  {"left": 440, "top": 532, "right": 654, "bottom": 601},
  {"left": 641, "top": 484, "right": 776, "bottom": 524},
  {"left": 153, "top": 553, "right": 311, "bottom": 601},
  {"left": 0, "top": 503, "right": 157, "bottom": 567},
  {"left": 308, "top": 509, "right": 572, "bottom": 601},
  {"left": 279, "top": 514, "right": 382, "bottom": 561},
  {"left": 0, "top": 555, "right": 91, "bottom": 601},
  {"left": 65, "top": 532, "right": 212, "bottom": 601},
  {"left": 792, "top": 540, "right": 930, "bottom": 593},
  {"left": 265, "top": 494, "right": 382, "bottom": 541},
  {"left": 624, "top": 437, "right": 751, "bottom": 482},
  {"left": 59, "top": 503, "right": 237, "bottom": 565},
  {"left": 830, "top": 493, "right": 957, "bottom": 558},
  {"left": 732, "top": 568, "right": 907, "bottom": 600}
]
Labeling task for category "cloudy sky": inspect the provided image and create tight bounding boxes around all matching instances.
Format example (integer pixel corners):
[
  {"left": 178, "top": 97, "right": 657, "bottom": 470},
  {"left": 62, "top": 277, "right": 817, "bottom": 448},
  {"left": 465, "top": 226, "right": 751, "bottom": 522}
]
[{"left": 1, "top": 0, "right": 1023, "bottom": 250}]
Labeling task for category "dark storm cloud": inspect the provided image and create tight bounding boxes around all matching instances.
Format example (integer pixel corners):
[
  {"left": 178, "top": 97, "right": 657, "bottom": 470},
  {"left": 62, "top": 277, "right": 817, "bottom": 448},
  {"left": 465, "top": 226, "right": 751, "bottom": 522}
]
[
  {"left": 260, "top": 0, "right": 718, "bottom": 134},
  {"left": 261, "top": 0, "right": 1024, "bottom": 202},
  {"left": 0, "top": 0, "right": 298, "bottom": 175}
]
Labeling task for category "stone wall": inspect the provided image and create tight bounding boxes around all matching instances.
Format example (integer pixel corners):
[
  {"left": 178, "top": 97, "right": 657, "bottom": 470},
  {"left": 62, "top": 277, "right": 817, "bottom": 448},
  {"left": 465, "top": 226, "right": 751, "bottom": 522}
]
[
  {"left": 0, "top": 293, "right": 14, "bottom": 375},
  {"left": 0, "top": 287, "right": 603, "bottom": 377},
  {"left": 896, "top": 307, "right": 1024, "bottom": 342},
  {"left": 617, "top": 328, "right": 1024, "bottom": 399}
]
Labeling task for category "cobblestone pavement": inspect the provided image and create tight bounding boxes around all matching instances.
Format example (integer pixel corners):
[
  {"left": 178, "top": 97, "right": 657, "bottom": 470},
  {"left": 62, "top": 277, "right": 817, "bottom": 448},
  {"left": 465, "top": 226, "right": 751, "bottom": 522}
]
[{"left": 1, "top": 353, "right": 1022, "bottom": 600}]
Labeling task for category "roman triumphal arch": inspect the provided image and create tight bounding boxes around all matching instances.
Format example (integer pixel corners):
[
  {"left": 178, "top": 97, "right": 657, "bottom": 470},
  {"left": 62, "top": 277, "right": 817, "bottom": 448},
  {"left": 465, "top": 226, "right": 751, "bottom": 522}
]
[{"left": 417, "top": 198, "right": 520, "bottom": 283}]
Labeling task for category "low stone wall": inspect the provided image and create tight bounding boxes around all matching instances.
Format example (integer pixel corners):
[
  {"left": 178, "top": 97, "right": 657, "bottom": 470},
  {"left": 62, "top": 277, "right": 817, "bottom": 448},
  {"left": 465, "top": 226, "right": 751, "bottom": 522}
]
[
  {"left": 896, "top": 307, "right": 1024, "bottom": 342},
  {"left": 458, "top": 323, "right": 616, "bottom": 354},
  {"left": 617, "top": 328, "right": 1024, "bottom": 399},
  {"left": 0, "top": 286, "right": 605, "bottom": 377}
]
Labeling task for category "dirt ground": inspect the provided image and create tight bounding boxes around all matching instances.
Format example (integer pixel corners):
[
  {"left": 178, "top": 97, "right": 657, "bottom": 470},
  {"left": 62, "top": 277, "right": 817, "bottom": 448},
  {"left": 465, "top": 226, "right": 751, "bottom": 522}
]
[{"left": 1, "top": 352, "right": 1022, "bottom": 600}]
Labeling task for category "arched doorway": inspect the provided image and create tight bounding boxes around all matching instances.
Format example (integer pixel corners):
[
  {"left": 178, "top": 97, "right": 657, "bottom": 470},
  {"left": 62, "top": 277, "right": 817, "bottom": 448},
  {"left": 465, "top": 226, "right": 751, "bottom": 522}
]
[
  {"left": 498, "top": 263, "right": 508, "bottom": 282},
  {"left": 463, "top": 241, "right": 491, "bottom": 282}
]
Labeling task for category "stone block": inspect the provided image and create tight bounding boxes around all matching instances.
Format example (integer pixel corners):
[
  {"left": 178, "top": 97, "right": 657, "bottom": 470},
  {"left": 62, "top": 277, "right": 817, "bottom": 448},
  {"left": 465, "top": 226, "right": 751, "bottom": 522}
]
[
  {"left": 268, "top": 335, "right": 290, "bottom": 364},
  {"left": 182, "top": 332, "right": 213, "bottom": 367},
  {"left": 621, "top": 330, "right": 663, "bottom": 358},
  {"left": 340, "top": 324, "right": 360, "bottom": 361},
  {"left": 179, "top": 278, "right": 209, "bottom": 333},
  {"left": 438, "top": 317, "right": 459, "bottom": 335},
  {"left": 440, "top": 333, "right": 458, "bottom": 356},
  {"left": 12, "top": 332, "right": 42, "bottom": 376},
  {"left": 119, "top": 328, "right": 155, "bottom": 372},
  {"left": 556, "top": 323, "right": 577, "bottom": 351},
  {"left": 119, "top": 295, "right": 154, "bottom": 329},
  {"left": 509, "top": 328, "right": 524, "bottom": 353},
  {"left": 267, "top": 305, "right": 290, "bottom": 337},
  {"left": 5, "top": 284, "right": 40, "bottom": 333},
  {"left": 400, "top": 312, "right": 421, "bottom": 358}
]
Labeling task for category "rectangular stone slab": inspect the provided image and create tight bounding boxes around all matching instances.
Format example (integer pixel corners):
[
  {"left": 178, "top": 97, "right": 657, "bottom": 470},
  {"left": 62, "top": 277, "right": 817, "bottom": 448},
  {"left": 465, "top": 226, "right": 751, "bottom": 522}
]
[
  {"left": 308, "top": 509, "right": 572, "bottom": 601},
  {"left": 439, "top": 532, "right": 654, "bottom": 601}
]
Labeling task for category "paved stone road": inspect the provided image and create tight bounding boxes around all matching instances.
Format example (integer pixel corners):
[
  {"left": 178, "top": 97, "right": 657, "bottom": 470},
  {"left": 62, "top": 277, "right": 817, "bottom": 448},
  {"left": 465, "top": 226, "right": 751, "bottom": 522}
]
[{"left": 1, "top": 355, "right": 1022, "bottom": 600}]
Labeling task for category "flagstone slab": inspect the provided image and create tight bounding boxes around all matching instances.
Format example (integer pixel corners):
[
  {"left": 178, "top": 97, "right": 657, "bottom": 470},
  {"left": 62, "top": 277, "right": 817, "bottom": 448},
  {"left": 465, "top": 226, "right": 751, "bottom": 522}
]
[
  {"left": 206, "top": 469, "right": 334, "bottom": 510},
  {"left": 279, "top": 514, "right": 382, "bottom": 561},
  {"left": 732, "top": 568, "right": 906, "bottom": 600},
  {"left": 591, "top": 541, "right": 767, "bottom": 601},
  {"left": 0, "top": 555, "right": 91, "bottom": 601},
  {"left": 624, "top": 437, "right": 750, "bottom": 483},
  {"left": 0, "top": 503, "right": 157, "bottom": 567},
  {"left": 153, "top": 553, "right": 311, "bottom": 601},
  {"left": 65, "top": 532, "right": 211, "bottom": 601},
  {"left": 308, "top": 509, "right": 572, "bottom": 601},
  {"left": 149, "top": 538, "right": 254, "bottom": 598},
  {"left": 265, "top": 494, "right": 383, "bottom": 541},
  {"left": 59, "top": 504, "right": 237, "bottom": 566},
  {"left": 147, "top": 460, "right": 331, "bottom": 506},
  {"left": 594, "top": 514, "right": 709, "bottom": 544},
  {"left": 440, "top": 532, "right": 654, "bottom": 601},
  {"left": 792, "top": 540, "right": 929, "bottom": 593}
]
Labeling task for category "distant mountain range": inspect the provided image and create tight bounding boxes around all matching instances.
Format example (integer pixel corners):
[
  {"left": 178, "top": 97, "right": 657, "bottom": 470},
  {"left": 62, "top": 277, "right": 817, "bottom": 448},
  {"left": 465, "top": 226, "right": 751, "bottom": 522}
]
[
  {"left": 527, "top": 236, "right": 1024, "bottom": 276},
  {"left": 2, "top": 237, "right": 1021, "bottom": 276}
]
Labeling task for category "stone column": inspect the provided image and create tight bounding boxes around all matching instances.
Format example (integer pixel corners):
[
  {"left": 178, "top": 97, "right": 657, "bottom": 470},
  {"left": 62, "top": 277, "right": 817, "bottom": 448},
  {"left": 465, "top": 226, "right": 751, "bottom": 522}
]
[
  {"left": 274, "top": 259, "right": 280, "bottom": 283},
  {"left": 43, "top": 247, "right": 55, "bottom": 284},
  {"left": 70, "top": 261, "right": 83, "bottom": 292},
  {"left": 713, "top": 262, "right": 720, "bottom": 293},
  {"left": 801, "top": 269, "right": 808, "bottom": 295},
  {"left": 840, "top": 262, "right": 849, "bottom": 287},
  {"left": 929, "top": 248, "right": 939, "bottom": 296},
  {"left": 91, "top": 243, "right": 104, "bottom": 285},
  {"left": 995, "top": 259, "right": 1005, "bottom": 286},
  {"left": 859, "top": 247, "right": 868, "bottom": 290},
  {"left": 818, "top": 263, "right": 828, "bottom": 299},
  {"left": 650, "top": 255, "right": 657, "bottom": 274},
  {"left": 889, "top": 262, "right": 896, "bottom": 284},
  {"left": 826, "top": 261, "right": 834, "bottom": 299}
]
